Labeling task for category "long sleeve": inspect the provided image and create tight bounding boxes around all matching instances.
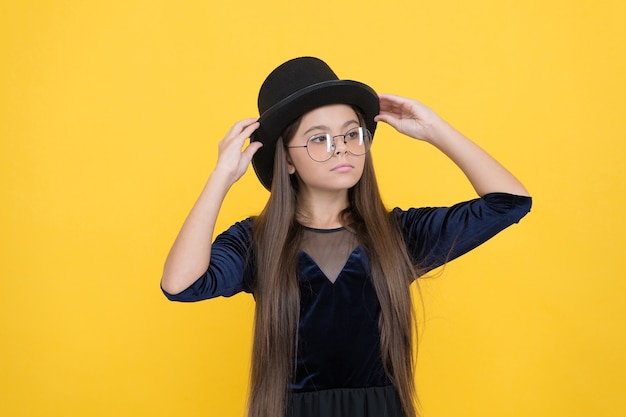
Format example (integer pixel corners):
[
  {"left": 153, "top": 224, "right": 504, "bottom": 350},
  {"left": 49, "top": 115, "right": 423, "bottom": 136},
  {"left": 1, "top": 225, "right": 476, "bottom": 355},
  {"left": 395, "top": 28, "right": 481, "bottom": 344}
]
[
  {"left": 161, "top": 218, "right": 255, "bottom": 302},
  {"left": 394, "top": 192, "right": 532, "bottom": 274}
]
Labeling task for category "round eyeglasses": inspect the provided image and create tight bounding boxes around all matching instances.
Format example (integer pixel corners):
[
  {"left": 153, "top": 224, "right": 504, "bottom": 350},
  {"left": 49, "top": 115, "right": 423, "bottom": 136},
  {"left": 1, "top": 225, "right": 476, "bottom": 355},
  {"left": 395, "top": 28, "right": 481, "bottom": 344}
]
[{"left": 286, "top": 126, "right": 372, "bottom": 162}]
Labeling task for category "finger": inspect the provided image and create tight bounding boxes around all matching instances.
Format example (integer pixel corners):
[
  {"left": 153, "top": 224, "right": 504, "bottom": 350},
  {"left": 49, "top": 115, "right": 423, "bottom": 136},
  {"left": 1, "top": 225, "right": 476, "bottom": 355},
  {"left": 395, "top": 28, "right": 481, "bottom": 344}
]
[
  {"left": 378, "top": 101, "right": 405, "bottom": 115},
  {"left": 378, "top": 93, "right": 405, "bottom": 102},
  {"left": 240, "top": 140, "right": 263, "bottom": 162},
  {"left": 378, "top": 94, "right": 408, "bottom": 109},
  {"left": 234, "top": 117, "right": 260, "bottom": 128},
  {"left": 225, "top": 118, "right": 260, "bottom": 139},
  {"left": 239, "top": 120, "right": 260, "bottom": 139},
  {"left": 378, "top": 94, "right": 422, "bottom": 117},
  {"left": 379, "top": 93, "right": 421, "bottom": 107},
  {"left": 222, "top": 120, "right": 260, "bottom": 149},
  {"left": 374, "top": 113, "right": 401, "bottom": 129}
]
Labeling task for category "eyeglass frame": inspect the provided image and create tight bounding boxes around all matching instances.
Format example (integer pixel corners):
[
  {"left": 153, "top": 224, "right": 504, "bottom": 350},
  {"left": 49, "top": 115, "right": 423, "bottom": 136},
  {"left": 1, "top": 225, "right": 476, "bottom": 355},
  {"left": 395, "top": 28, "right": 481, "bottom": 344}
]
[{"left": 285, "top": 126, "right": 372, "bottom": 162}]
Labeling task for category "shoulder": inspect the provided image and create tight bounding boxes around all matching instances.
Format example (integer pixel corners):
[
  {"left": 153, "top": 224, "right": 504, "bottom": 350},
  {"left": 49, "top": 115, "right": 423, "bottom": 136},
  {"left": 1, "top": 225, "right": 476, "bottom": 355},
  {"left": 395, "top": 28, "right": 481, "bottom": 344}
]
[
  {"left": 211, "top": 218, "right": 257, "bottom": 258},
  {"left": 218, "top": 217, "right": 255, "bottom": 238}
]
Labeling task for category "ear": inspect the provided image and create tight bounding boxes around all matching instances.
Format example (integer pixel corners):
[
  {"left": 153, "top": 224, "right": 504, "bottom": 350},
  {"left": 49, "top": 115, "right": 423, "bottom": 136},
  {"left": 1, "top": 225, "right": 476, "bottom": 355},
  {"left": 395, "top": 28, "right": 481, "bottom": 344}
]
[{"left": 286, "top": 151, "right": 296, "bottom": 175}]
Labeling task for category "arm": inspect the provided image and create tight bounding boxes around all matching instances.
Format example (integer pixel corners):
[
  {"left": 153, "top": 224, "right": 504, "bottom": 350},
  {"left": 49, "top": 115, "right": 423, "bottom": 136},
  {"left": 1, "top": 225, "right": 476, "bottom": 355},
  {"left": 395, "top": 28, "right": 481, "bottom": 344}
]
[
  {"left": 394, "top": 193, "right": 532, "bottom": 274},
  {"left": 375, "top": 94, "right": 530, "bottom": 197},
  {"left": 160, "top": 118, "right": 262, "bottom": 295}
]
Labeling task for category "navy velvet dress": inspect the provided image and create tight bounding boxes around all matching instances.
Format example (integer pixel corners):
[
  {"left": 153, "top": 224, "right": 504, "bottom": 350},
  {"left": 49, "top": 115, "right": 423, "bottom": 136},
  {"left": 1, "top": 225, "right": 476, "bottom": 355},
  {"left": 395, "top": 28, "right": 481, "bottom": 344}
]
[{"left": 163, "top": 193, "right": 532, "bottom": 416}]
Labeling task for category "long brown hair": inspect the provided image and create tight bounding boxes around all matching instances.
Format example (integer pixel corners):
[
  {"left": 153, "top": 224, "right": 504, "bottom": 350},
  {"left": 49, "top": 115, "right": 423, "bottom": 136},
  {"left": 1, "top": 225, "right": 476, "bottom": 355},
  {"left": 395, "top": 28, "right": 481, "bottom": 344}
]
[{"left": 249, "top": 110, "right": 420, "bottom": 417}]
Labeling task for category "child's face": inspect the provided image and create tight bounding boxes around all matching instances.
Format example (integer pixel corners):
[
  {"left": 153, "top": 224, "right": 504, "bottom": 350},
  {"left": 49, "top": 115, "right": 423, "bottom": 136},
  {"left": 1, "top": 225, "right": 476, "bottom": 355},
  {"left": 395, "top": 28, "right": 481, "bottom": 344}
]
[{"left": 286, "top": 104, "right": 366, "bottom": 194}]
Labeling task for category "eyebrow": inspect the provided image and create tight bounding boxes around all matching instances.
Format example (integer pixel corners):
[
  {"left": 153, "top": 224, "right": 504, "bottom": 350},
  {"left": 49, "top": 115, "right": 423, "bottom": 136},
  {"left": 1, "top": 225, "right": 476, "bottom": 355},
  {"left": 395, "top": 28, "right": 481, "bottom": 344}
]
[{"left": 302, "top": 119, "right": 360, "bottom": 136}]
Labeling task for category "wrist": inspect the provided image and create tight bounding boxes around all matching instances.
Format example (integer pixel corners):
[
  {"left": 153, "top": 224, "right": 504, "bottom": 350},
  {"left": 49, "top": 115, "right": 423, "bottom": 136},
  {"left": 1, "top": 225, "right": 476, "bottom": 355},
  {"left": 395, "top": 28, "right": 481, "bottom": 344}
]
[
  {"left": 421, "top": 118, "right": 455, "bottom": 146},
  {"left": 205, "top": 169, "right": 236, "bottom": 195}
]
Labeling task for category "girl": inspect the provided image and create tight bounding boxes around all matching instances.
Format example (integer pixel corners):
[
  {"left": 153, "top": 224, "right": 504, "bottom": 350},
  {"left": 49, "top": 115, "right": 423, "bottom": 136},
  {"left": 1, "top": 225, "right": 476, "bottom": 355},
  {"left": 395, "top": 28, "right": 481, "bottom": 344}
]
[{"left": 161, "top": 57, "right": 531, "bottom": 417}]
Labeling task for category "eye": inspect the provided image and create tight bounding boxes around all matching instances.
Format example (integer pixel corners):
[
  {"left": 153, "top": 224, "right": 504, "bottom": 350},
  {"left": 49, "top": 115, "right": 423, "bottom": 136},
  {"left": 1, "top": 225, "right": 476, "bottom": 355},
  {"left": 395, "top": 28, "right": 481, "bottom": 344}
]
[
  {"left": 345, "top": 128, "right": 362, "bottom": 141},
  {"left": 309, "top": 134, "right": 329, "bottom": 144}
]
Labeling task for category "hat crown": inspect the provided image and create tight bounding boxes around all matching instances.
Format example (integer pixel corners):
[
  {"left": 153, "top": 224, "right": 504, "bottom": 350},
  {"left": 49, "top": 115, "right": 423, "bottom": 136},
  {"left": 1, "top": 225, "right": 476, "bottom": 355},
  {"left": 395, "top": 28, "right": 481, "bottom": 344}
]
[{"left": 258, "top": 57, "right": 340, "bottom": 114}]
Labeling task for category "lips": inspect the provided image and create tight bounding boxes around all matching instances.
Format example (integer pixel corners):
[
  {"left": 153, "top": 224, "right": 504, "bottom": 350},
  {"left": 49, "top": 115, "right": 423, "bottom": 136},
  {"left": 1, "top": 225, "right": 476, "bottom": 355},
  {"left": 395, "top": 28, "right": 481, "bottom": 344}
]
[{"left": 331, "top": 163, "right": 354, "bottom": 172}]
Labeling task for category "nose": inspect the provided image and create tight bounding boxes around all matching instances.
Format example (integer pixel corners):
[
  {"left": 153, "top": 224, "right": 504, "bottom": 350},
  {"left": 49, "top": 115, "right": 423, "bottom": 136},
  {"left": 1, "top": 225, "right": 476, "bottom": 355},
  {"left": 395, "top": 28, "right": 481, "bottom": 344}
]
[{"left": 333, "top": 135, "right": 348, "bottom": 154}]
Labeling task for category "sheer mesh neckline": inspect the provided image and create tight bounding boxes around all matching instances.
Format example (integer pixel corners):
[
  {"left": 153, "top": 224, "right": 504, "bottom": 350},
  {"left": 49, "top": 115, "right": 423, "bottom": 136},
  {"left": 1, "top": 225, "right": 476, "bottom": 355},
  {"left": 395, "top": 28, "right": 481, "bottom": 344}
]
[
  {"left": 301, "top": 225, "right": 346, "bottom": 233},
  {"left": 300, "top": 226, "right": 359, "bottom": 283}
]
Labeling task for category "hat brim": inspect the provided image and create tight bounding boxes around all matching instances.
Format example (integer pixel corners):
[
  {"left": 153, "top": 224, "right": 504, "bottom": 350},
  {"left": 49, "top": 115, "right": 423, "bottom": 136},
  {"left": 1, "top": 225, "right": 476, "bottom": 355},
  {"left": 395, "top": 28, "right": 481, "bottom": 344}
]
[{"left": 251, "top": 79, "right": 379, "bottom": 191}]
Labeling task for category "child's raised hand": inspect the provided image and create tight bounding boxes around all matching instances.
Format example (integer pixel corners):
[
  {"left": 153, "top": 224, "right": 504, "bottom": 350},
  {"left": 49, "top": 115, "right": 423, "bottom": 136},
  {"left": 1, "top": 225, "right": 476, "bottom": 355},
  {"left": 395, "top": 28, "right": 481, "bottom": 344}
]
[
  {"left": 214, "top": 118, "right": 262, "bottom": 185},
  {"left": 375, "top": 94, "right": 446, "bottom": 144}
]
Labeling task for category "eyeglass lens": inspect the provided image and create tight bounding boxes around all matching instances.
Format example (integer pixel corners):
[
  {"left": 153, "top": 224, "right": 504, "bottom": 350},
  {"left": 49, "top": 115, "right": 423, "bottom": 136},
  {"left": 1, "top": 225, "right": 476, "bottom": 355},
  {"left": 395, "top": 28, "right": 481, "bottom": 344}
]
[{"left": 307, "top": 127, "right": 371, "bottom": 162}]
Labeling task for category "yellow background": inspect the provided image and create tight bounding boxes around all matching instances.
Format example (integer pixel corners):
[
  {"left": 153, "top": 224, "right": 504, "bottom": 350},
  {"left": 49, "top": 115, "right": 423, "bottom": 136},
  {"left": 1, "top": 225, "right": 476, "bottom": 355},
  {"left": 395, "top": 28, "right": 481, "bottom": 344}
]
[{"left": 2, "top": 1, "right": 625, "bottom": 416}]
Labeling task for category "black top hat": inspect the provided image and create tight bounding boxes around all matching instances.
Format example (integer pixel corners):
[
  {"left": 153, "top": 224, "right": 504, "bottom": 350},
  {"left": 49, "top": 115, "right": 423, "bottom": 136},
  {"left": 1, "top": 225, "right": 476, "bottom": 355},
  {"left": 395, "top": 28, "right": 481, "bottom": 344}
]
[{"left": 251, "top": 57, "right": 379, "bottom": 190}]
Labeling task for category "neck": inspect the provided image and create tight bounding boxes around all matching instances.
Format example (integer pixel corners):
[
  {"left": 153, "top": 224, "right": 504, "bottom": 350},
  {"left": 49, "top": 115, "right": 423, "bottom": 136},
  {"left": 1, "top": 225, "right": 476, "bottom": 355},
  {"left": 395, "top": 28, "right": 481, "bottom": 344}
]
[{"left": 295, "top": 187, "right": 349, "bottom": 229}]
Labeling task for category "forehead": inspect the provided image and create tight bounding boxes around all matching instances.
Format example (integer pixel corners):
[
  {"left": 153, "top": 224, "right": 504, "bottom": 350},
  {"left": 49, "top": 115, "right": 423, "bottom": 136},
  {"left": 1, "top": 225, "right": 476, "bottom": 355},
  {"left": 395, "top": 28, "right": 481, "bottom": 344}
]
[{"left": 298, "top": 104, "right": 359, "bottom": 129}]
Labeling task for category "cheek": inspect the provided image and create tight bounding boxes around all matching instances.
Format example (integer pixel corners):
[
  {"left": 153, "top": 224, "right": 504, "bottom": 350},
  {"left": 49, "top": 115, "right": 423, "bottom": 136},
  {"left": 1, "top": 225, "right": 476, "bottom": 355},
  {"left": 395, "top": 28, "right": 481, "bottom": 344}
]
[
  {"left": 355, "top": 156, "right": 366, "bottom": 173},
  {"left": 287, "top": 150, "right": 316, "bottom": 175}
]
